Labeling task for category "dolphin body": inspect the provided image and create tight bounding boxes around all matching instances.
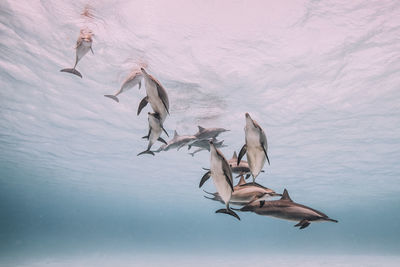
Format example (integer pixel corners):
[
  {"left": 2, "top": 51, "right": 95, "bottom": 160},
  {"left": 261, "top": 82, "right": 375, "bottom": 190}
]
[
  {"left": 240, "top": 189, "right": 338, "bottom": 229},
  {"left": 204, "top": 176, "right": 280, "bottom": 206},
  {"left": 194, "top": 126, "right": 229, "bottom": 140},
  {"left": 60, "top": 29, "right": 94, "bottom": 78},
  {"left": 137, "top": 68, "right": 169, "bottom": 123},
  {"left": 201, "top": 141, "right": 240, "bottom": 220},
  {"left": 104, "top": 71, "right": 143, "bottom": 103},
  {"left": 188, "top": 139, "right": 226, "bottom": 157},
  {"left": 137, "top": 112, "right": 169, "bottom": 156},
  {"left": 237, "top": 113, "right": 270, "bottom": 183},
  {"left": 155, "top": 130, "right": 197, "bottom": 152}
]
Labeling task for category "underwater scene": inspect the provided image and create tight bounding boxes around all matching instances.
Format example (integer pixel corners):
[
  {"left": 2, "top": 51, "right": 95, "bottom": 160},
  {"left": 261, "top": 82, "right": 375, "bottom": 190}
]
[{"left": 1, "top": 0, "right": 400, "bottom": 266}]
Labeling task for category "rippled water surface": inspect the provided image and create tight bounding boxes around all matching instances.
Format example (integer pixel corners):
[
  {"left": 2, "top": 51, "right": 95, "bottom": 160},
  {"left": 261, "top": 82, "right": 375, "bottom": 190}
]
[{"left": 1, "top": 0, "right": 400, "bottom": 266}]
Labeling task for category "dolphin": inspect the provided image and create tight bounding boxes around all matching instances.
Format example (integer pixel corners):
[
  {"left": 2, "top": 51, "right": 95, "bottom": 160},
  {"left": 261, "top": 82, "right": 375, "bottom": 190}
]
[
  {"left": 137, "top": 112, "right": 169, "bottom": 156},
  {"left": 60, "top": 29, "right": 94, "bottom": 78},
  {"left": 194, "top": 126, "right": 229, "bottom": 140},
  {"left": 137, "top": 68, "right": 169, "bottom": 123},
  {"left": 228, "top": 151, "right": 251, "bottom": 178},
  {"left": 237, "top": 113, "right": 270, "bottom": 183},
  {"left": 203, "top": 175, "right": 280, "bottom": 206},
  {"left": 188, "top": 139, "right": 226, "bottom": 157},
  {"left": 199, "top": 141, "right": 240, "bottom": 220},
  {"left": 104, "top": 70, "right": 143, "bottom": 102},
  {"left": 155, "top": 130, "right": 197, "bottom": 152},
  {"left": 239, "top": 189, "right": 338, "bottom": 229}
]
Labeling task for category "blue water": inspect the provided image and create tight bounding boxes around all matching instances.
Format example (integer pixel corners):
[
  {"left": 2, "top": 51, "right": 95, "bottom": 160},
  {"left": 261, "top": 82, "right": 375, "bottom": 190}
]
[{"left": 1, "top": 0, "right": 400, "bottom": 266}]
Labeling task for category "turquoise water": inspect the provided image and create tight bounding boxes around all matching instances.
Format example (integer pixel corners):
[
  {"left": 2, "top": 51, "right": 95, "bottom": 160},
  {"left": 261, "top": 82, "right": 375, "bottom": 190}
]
[{"left": 1, "top": 0, "right": 400, "bottom": 266}]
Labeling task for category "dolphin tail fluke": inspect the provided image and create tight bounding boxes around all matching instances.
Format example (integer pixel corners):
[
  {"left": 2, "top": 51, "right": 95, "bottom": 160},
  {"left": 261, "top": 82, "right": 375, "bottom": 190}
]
[
  {"left": 215, "top": 208, "right": 240, "bottom": 221},
  {"left": 104, "top": 95, "right": 119, "bottom": 103},
  {"left": 60, "top": 68, "right": 82, "bottom": 78},
  {"left": 137, "top": 150, "right": 155, "bottom": 156}
]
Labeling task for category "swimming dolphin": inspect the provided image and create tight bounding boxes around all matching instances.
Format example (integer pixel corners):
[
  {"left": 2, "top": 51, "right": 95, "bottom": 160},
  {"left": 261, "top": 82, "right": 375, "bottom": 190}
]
[
  {"left": 60, "top": 29, "right": 94, "bottom": 78},
  {"left": 137, "top": 112, "right": 169, "bottom": 156},
  {"left": 188, "top": 139, "right": 226, "bottom": 157},
  {"left": 194, "top": 126, "right": 229, "bottom": 140},
  {"left": 228, "top": 151, "right": 251, "bottom": 179},
  {"left": 155, "top": 130, "right": 197, "bottom": 152},
  {"left": 200, "top": 141, "right": 240, "bottom": 220},
  {"left": 137, "top": 68, "right": 169, "bottom": 123},
  {"left": 104, "top": 70, "right": 143, "bottom": 102},
  {"left": 204, "top": 175, "right": 280, "bottom": 206},
  {"left": 239, "top": 189, "right": 338, "bottom": 229},
  {"left": 237, "top": 113, "right": 270, "bottom": 183}
]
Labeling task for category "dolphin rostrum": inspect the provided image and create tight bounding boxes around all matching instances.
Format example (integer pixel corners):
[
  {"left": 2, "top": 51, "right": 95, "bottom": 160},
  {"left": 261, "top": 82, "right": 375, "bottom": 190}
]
[
  {"left": 137, "top": 68, "right": 169, "bottom": 123},
  {"left": 155, "top": 130, "right": 197, "bottom": 152},
  {"left": 137, "top": 112, "right": 169, "bottom": 156},
  {"left": 240, "top": 189, "right": 338, "bottom": 229},
  {"left": 194, "top": 126, "right": 229, "bottom": 140},
  {"left": 204, "top": 175, "right": 281, "bottom": 206},
  {"left": 237, "top": 113, "right": 270, "bottom": 183},
  {"left": 104, "top": 70, "right": 143, "bottom": 103},
  {"left": 200, "top": 141, "right": 240, "bottom": 220},
  {"left": 60, "top": 29, "right": 94, "bottom": 78}
]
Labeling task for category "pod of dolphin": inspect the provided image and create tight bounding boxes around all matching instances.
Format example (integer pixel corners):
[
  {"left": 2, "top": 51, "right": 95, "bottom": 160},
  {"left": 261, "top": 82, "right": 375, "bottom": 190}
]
[{"left": 60, "top": 28, "right": 338, "bottom": 230}]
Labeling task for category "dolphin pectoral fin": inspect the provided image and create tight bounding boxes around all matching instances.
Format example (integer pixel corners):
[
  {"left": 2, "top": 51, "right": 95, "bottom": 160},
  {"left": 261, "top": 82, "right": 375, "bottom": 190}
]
[
  {"left": 156, "top": 84, "right": 170, "bottom": 115},
  {"left": 204, "top": 195, "right": 217, "bottom": 201},
  {"left": 202, "top": 190, "right": 217, "bottom": 197},
  {"left": 199, "top": 171, "right": 211, "bottom": 188},
  {"left": 158, "top": 137, "right": 167, "bottom": 145},
  {"left": 223, "top": 169, "right": 234, "bottom": 192},
  {"left": 60, "top": 68, "right": 82, "bottom": 78},
  {"left": 137, "top": 96, "right": 148, "bottom": 115},
  {"left": 295, "top": 219, "right": 310, "bottom": 229},
  {"left": 261, "top": 142, "right": 270, "bottom": 165},
  {"left": 215, "top": 208, "right": 240, "bottom": 221},
  {"left": 237, "top": 144, "right": 247, "bottom": 165},
  {"left": 104, "top": 95, "right": 119, "bottom": 103},
  {"left": 90, "top": 47, "right": 94, "bottom": 55},
  {"left": 137, "top": 150, "right": 155, "bottom": 156},
  {"left": 161, "top": 126, "right": 169, "bottom": 137}
]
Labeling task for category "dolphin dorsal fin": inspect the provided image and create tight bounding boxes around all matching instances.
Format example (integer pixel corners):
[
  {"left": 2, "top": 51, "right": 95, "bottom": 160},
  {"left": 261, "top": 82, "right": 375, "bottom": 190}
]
[
  {"left": 237, "top": 175, "right": 246, "bottom": 186},
  {"left": 198, "top": 126, "right": 205, "bottom": 132},
  {"left": 174, "top": 130, "right": 179, "bottom": 138},
  {"left": 232, "top": 151, "right": 238, "bottom": 159},
  {"left": 281, "top": 189, "right": 293, "bottom": 201}
]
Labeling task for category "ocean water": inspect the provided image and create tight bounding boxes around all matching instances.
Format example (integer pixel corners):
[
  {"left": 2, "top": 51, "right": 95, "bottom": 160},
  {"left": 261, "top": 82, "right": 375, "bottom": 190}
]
[{"left": 1, "top": 0, "right": 400, "bottom": 266}]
